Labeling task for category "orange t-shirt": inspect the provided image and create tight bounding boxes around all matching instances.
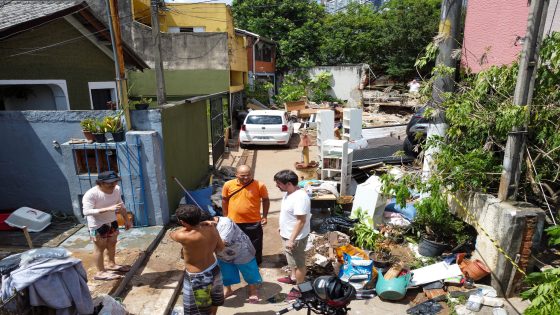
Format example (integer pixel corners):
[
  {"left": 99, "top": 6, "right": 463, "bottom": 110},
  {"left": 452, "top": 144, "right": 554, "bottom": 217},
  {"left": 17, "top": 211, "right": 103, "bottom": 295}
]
[{"left": 222, "top": 179, "right": 268, "bottom": 223}]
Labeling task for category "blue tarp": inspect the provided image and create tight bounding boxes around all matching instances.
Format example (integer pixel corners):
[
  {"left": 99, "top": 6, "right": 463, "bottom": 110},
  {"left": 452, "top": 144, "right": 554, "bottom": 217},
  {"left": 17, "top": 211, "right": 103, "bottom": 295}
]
[
  {"left": 185, "top": 186, "right": 216, "bottom": 216},
  {"left": 384, "top": 198, "right": 416, "bottom": 221}
]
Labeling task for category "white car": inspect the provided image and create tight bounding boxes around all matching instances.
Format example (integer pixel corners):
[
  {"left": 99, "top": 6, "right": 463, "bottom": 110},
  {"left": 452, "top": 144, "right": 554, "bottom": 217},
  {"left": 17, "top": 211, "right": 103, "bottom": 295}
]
[{"left": 239, "top": 110, "right": 293, "bottom": 148}]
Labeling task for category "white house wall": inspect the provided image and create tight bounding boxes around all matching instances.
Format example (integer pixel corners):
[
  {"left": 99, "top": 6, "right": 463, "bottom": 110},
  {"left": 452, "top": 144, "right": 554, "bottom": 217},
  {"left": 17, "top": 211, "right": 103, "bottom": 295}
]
[{"left": 308, "top": 65, "right": 364, "bottom": 107}]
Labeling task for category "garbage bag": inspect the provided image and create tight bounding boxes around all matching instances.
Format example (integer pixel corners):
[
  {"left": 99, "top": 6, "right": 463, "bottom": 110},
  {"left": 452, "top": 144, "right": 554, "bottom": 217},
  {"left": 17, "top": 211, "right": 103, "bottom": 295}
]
[{"left": 406, "top": 299, "right": 443, "bottom": 315}]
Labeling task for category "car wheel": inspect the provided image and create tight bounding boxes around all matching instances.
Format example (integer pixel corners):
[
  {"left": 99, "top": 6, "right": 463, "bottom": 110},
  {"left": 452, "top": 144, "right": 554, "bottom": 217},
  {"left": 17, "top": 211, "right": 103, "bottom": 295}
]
[
  {"left": 240, "top": 142, "right": 248, "bottom": 149},
  {"left": 403, "top": 137, "right": 419, "bottom": 157}
]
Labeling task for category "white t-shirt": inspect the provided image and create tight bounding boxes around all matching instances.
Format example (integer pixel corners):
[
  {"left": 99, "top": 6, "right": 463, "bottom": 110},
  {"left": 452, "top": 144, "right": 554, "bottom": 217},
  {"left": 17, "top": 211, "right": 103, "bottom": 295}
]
[
  {"left": 409, "top": 82, "right": 420, "bottom": 93},
  {"left": 279, "top": 189, "right": 311, "bottom": 240},
  {"left": 82, "top": 185, "right": 123, "bottom": 230}
]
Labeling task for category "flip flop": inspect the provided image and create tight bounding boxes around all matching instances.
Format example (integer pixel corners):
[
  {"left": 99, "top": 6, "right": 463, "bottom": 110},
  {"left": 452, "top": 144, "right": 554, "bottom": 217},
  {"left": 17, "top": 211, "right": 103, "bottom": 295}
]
[
  {"left": 106, "top": 265, "right": 131, "bottom": 272},
  {"left": 94, "top": 272, "right": 123, "bottom": 281},
  {"left": 247, "top": 295, "right": 260, "bottom": 304}
]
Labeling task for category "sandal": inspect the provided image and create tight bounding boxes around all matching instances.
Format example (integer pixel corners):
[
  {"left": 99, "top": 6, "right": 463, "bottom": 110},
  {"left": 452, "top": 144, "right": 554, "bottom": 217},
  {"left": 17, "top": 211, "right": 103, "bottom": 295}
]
[
  {"left": 94, "top": 272, "right": 124, "bottom": 281},
  {"left": 277, "top": 276, "right": 296, "bottom": 285},
  {"left": 106, "top": 265, "right": 131, "bottom": 272},
  {"left": 247, "top": 295, "right": 260, "bottom": 304}
]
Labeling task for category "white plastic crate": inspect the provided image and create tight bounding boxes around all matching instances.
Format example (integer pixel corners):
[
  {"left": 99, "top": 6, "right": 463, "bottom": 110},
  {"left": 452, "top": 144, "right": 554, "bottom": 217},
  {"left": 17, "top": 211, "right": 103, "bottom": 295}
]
[{"left": 5, "top": 207, "right": 52, "bottom": 232}]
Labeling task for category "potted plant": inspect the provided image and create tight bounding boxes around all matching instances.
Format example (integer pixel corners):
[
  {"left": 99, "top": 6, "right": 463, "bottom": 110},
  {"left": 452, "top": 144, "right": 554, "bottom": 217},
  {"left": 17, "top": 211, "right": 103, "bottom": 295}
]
[
  {"left": 103, "top": 113, "right": 125, "bottom": 142},
  {"left": 80, "top": 118, "right": 96, "bottom": 142},
  {"left": 92, "top": 119, "right": 107, "bottom": 143},
  {"left": 130, "top": 96, "right": 152, "bottom": 110},
  {"left": 413, "top": 192, "right": 466, "bottom": 257}
]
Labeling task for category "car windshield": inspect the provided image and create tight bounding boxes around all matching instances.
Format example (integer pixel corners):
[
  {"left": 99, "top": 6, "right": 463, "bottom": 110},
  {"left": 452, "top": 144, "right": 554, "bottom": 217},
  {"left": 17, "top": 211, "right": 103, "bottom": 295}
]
[{"left": 246, "top": 115, "right": 282, "bottom": 125}]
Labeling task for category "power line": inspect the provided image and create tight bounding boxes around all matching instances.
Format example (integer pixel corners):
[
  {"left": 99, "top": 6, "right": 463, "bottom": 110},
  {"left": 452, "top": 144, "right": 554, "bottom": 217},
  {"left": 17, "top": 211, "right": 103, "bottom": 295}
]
[{"left": 5, "top": 12, "right": 152, "bottom": 58}]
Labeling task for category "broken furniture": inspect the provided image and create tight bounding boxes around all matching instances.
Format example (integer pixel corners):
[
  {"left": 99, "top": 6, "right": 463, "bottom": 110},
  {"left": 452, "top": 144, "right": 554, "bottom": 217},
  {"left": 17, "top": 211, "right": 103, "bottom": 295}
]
[
  {"left": 321, "top": 139, "right": 353, "bottom": 196},
  {"left": 342, "top": 108, "right": 362, "bottom": 141}
]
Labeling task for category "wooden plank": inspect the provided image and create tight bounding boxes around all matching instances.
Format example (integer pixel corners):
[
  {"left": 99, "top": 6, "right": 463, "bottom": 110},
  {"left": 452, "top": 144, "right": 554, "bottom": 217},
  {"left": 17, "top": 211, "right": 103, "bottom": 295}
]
[{"left": 122, "top": 229, "right": 184, "bottom": 315}]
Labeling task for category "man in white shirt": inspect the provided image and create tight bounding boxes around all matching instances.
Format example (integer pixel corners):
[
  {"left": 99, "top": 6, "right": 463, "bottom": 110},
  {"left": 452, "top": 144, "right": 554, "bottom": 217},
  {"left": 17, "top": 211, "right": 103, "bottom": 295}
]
[
  {"left": 408, "top": 79, "right": 421, "bottom": 93},
  {"left": 273, "top": 169, "right": 311, "bottom": 300},
  {"left": 82, "top": 171, "right": 132, "bottom": 281}
]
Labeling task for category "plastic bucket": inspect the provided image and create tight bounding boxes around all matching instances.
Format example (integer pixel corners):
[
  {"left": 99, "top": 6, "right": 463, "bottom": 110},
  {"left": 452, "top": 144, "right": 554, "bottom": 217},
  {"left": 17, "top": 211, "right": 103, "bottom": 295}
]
[
  {"left": 418, "top": 237, "right": 448, "bottom": 257},
  {"left": 375, "top": 269, "right": 411, "bottom": 301}
]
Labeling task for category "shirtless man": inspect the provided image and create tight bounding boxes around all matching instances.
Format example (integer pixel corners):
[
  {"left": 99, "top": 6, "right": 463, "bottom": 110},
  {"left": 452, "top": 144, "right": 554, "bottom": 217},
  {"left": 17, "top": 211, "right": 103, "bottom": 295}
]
[{"left": 170, "top": 205, "right": 225, "bottom": 315}]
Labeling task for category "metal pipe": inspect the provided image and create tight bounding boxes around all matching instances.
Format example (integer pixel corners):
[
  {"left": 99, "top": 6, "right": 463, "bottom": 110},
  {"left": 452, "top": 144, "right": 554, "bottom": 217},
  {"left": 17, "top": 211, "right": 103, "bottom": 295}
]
[{"left": 105, "top": 0, "right": 122, "bottom": 107}]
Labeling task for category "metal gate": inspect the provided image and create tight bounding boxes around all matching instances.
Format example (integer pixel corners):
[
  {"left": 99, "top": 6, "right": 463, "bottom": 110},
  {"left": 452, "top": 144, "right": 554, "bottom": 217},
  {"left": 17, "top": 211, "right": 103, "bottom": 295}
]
[
  {"left": 70, "top": 137, "right": 149, "bottom": 227},
  {"left": 210, "top": 96, "right": 225, "bottom": 165}
]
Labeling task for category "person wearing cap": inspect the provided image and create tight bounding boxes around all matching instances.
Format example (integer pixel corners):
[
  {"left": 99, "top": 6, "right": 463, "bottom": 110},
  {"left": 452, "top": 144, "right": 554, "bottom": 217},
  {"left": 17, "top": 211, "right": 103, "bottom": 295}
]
[{"left": 82, "top": 171, "right": 132, "bottom": 281}]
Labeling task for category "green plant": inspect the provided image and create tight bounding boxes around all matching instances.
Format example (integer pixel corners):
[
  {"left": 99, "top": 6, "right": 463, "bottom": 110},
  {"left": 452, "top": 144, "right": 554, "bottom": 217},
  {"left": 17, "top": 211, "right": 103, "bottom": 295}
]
[
  {"left": 350, "top": 208, "right": 380, "bottom": 251},
  {"left": 309, "top": 71, "right": 335, "bottom": 103},
  {"left": 521, "top": 268, "right": 560, "bottom": 315},
  {"left": 129, "top": 96, "right": 153, "bottom": 108},
  {"left": 276, "top": 72, "right": 309, "bottom": 104},
  {"left": 103, "top": 113, "right": 123, "bottom": 133},
  {"left": 245, "top": 81, "right": 274, "bottom": 106},
  {"left": 80, "top": 118, "right": 97, "bottom": 132},
  {"left": 93, "top": 120, "right": 107, "bottom": 134}
]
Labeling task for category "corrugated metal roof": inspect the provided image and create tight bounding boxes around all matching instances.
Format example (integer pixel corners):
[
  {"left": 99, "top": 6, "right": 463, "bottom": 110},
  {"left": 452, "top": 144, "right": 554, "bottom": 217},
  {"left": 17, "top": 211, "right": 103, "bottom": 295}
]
[{"left": 0, "top": 1, "right": 81, "bottom": 32}]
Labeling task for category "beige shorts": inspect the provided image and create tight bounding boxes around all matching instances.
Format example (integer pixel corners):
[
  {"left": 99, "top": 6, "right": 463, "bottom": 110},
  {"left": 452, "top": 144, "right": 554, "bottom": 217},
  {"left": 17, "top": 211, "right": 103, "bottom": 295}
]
[{"left": 282, "top": 236, "right": 308, "bottom": 268}]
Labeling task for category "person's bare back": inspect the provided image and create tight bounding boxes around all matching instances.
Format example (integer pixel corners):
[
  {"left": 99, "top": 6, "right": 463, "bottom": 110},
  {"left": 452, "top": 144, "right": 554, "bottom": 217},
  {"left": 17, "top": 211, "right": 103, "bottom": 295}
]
[{"left": 171, "top": 224, "right": 224, "bottom": 273}]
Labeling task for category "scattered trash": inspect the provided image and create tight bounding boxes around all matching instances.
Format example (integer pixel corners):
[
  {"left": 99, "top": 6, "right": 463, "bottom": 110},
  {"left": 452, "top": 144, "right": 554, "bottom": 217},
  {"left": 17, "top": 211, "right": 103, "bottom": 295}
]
[
  {"left": 94, "top": 294, "right": 126, "bottom": 315},
  {"left": 406, "top": 299, "right": 443, "bottom": 315},
  {"left": 465, "top": 292, "right": 483, "bottom": 312},
  {"left": 410, "top": 262, "right": 463, "bottom": 286}
]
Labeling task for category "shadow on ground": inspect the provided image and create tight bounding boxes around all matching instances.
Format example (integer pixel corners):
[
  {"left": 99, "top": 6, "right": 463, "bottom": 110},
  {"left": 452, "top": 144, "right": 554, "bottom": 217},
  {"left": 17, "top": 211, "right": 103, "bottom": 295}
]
[{"left": 222, "top": 281, "right": 283, "bottom": 308}]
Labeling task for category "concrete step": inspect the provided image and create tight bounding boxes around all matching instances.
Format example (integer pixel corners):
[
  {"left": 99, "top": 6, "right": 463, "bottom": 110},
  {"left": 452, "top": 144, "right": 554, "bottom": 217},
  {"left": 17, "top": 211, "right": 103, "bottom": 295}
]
[{"left": 121, "top": 228, "right": 184, "bottom": 315}]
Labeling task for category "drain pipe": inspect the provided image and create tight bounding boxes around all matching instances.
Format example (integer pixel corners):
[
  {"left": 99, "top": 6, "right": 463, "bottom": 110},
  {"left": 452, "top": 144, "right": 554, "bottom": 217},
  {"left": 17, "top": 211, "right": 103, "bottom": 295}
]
[{"left": 252, "top": 36, "right": 261, "bottom": 86}]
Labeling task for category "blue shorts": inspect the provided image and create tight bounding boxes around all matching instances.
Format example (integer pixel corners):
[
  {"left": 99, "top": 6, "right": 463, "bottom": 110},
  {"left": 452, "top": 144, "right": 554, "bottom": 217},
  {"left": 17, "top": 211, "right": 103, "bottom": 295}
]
[{"left": 218, "top": 258, "right": 262, "bottom": 287}]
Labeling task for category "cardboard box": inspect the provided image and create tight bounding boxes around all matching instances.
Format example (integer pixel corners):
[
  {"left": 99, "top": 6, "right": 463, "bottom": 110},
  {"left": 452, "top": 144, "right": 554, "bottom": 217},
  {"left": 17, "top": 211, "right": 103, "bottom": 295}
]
[{"left": 284, "top": 100, "right": 306, "bottom": 112}]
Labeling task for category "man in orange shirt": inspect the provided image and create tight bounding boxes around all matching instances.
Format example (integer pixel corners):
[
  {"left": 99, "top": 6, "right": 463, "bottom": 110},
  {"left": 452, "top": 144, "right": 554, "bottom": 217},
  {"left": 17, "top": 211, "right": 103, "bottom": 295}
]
[{"left": 222, "top": 165, "right": 269, "bottom": 265}]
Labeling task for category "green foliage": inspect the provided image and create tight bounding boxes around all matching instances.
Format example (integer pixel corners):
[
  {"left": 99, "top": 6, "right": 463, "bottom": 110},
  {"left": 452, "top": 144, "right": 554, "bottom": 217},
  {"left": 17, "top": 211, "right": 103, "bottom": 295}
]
[
  {"left": 129, "top": 96, "right": 153, "bottom": 109},
  {"left": 545, "top": 225, "right": 560, "bottom": 246},
  {"left": 80, "top": 118, "right": 97, "bottom": 132},
  {"left": 350, "top": 208, "right": 380, "bottom": 251},
  {"left": 380, "top": 173, "right": 466, "bottom": 244},
  {"left": 521, "top": 268, "right": 560, "bottom": 315},
  {"left": 245, "top": 81, "right": 274, "bottom": 106},
  {"left": 309, "top": 71, "right": 335, "bottom": 102},
  {"left": 102, "top": 113, "right": 123, "bottom": 133},
  {"left": 232, "top": 0, "right": 326, "bottom": 72},
  {"left": 276, "top": 72, "right": 309, "bottom": 104},
  {"left": 233, "top": 0, "right": 441, "bottom": 80}
]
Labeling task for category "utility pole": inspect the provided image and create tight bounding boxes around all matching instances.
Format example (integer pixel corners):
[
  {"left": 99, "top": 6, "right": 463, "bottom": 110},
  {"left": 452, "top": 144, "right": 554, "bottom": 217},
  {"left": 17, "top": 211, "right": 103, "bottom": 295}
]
[
  {"left": 106, "top": 0, "right": 131, "bottom": 128},
  {"left": 151, "top": 0, "right": 166, "bottom": 105},
  {"left": 498, "top": 0, "right": 549, "bottom": 201},
  {"left": 422, "top": 0, "right": 462, "bottom": 180}
]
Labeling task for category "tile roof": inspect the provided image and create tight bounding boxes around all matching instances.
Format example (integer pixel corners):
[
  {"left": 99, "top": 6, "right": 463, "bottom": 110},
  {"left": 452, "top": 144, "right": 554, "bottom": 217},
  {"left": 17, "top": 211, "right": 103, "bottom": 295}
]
[{"left": 0, "top": 0, "right": 81, "bottom": 32}]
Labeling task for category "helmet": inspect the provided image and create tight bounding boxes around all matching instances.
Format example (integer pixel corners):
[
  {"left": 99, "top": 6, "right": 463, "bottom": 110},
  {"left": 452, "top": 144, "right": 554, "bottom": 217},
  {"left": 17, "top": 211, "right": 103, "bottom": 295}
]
[{"left": 312, "top": 276, "right": 356, "bottom": 306}]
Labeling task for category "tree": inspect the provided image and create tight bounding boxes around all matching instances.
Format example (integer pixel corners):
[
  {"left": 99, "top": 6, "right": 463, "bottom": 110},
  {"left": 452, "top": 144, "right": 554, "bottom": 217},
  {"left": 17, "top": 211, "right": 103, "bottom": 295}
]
[
  {"left": 232, "top": 0, "right": 325, "bottom": 72},
  {"left": 318, "top": 3, "right": 382, "bottom": 67},
  {"left": 376, "top": 0, "right": 441, "bottom": 80}
]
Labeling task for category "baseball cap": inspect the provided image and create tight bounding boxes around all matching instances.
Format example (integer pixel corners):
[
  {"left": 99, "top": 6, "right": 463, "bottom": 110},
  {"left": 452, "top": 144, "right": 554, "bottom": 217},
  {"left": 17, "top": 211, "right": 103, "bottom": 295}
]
[{"left": 98, "top": 171, "right": 121, "bottom": 183}]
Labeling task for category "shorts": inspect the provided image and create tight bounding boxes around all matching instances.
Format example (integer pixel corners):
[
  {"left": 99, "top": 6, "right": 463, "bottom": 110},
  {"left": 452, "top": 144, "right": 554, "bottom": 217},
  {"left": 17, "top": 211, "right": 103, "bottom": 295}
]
[
  {"left": 218, "top": 258, "right": 262, "bottom": 287},
  {"left": 282, "top": 235, "right": 308, "bottom": 268},
  {"left": 89, "top": 221, "right": 119, "bottom": 239},
  {"left": 183, "top": 260, "right": 224, "bottom": 315}
]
